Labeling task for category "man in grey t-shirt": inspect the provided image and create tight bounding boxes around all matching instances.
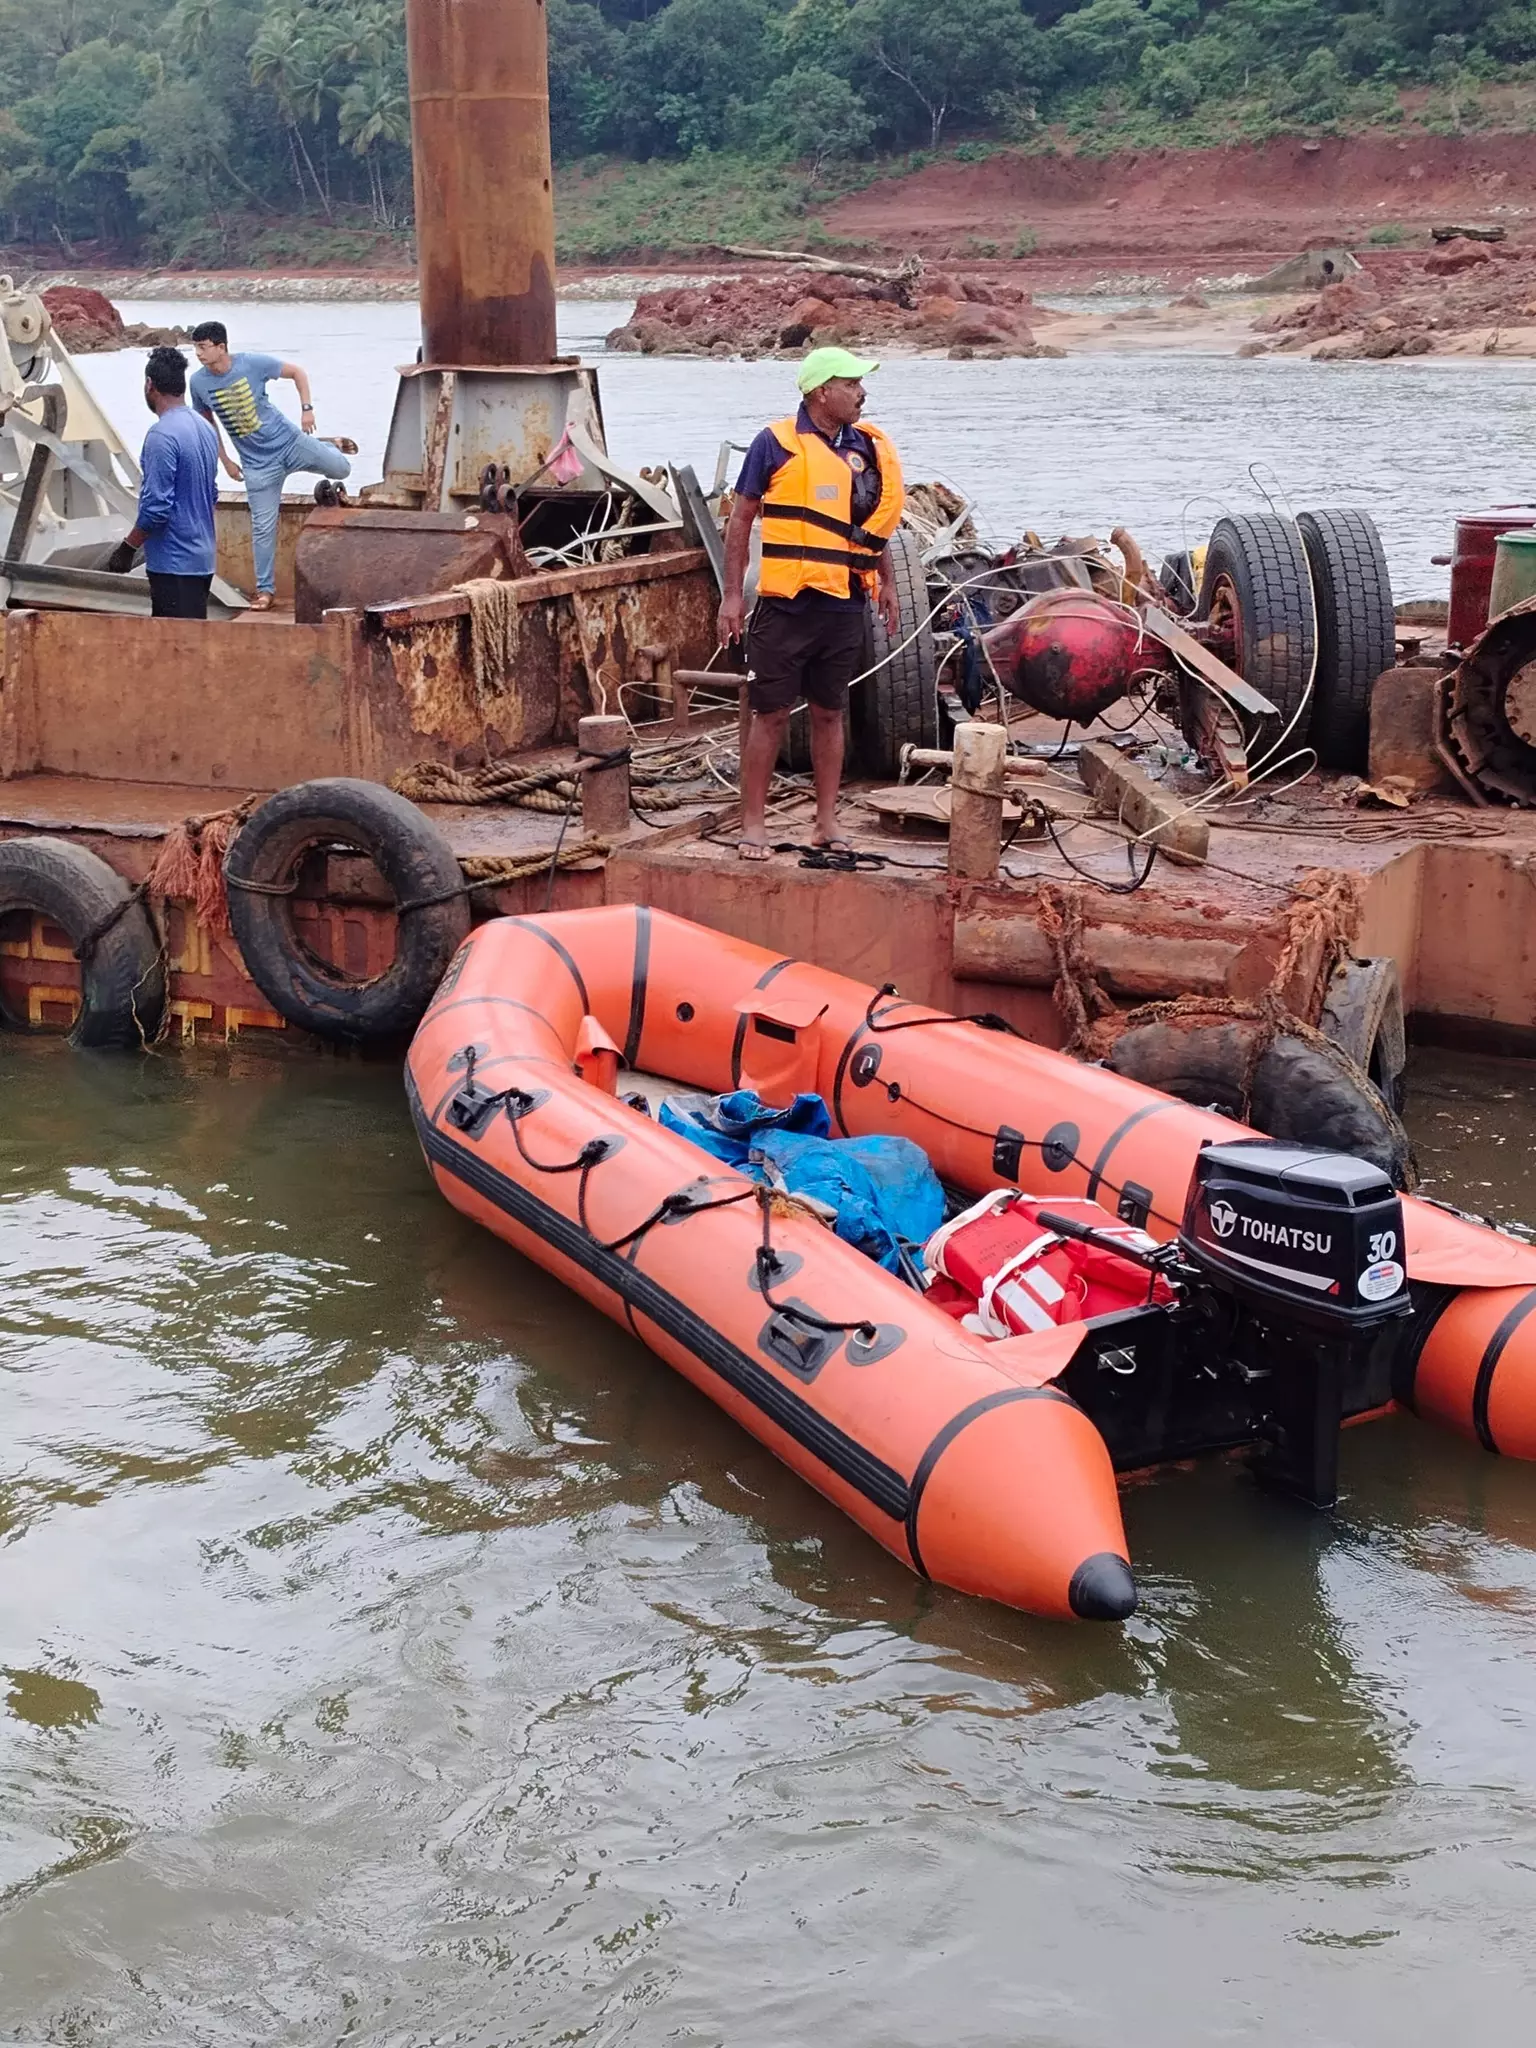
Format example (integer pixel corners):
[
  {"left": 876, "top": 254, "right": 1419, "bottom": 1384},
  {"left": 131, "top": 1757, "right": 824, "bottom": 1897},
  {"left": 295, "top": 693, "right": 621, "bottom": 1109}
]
[{"left": 189, "top": 320, "right": 351, "bottom": 610}]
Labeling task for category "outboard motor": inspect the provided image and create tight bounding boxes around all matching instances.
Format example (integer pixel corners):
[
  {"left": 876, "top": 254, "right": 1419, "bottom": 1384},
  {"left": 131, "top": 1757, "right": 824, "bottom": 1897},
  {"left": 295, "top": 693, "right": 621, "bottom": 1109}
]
[{"left": 1179, "top": 1140, "right": 1410, "bottom": 1506}]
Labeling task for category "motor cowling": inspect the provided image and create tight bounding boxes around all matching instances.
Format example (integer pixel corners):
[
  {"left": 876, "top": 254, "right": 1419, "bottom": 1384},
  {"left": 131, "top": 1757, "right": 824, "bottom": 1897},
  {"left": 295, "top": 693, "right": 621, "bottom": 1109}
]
[
  {"left": 981, "top": 588, "right": 1167, "bottom": 723},
  {"left": 1179, "top": 1139, "right": 1409, "bottom": 1332}
]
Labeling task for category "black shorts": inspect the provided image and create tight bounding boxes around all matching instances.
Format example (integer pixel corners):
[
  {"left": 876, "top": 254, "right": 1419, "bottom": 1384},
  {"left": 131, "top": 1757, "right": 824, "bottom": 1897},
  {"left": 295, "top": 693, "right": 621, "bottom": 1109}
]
[
  {"left": 746, "top": 597, "right": 867, "bottom": 714},
  {"left": 148, "top": 572, "right": 212, "bottom": 620}
]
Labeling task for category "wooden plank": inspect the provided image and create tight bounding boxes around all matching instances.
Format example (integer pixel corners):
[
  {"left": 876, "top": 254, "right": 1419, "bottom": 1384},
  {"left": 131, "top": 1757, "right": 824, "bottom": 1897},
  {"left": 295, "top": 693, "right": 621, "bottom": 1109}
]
[
  {"left": 1139, "top": 604, "right": 1277, "bottom": 720},
  {"left": 1078, "top": 741, "right": 1209, "bottom": 866}
]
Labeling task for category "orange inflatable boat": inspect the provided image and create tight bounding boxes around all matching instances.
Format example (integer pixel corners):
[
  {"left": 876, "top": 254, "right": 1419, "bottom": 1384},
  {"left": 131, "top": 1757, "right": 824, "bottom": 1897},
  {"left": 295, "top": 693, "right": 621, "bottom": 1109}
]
[{"left": 406, "top": 905, "right": 1536, "bottom": 1621}]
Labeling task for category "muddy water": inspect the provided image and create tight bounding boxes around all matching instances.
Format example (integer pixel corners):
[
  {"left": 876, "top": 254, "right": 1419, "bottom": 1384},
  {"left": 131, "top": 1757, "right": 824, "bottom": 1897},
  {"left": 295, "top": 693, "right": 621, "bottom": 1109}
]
[
  {"left": 82, "top": 297, "right": 1536, "bottom": 600},
  {"left": 4, "top": 1038, "right": 1536, "bottom": 2045}
]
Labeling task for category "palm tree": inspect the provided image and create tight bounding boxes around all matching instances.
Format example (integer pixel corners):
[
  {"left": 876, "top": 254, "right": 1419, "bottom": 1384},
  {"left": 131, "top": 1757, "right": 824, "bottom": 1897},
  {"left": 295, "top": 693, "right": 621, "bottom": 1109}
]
[
  {"left": 249, "top": 8, "right": 333, "bottom": 216},
  {"left": 171, "top": 0, "right": 218, "bottom": 62},
  {"left": 338, "top": 69, "right": 410, "bottom": 225}
]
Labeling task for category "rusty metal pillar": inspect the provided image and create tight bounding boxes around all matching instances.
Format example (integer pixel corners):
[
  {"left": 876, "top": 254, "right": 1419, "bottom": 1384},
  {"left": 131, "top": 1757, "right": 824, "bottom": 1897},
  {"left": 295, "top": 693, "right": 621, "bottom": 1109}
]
[{"left": 406, "top": 0, "right": 558, "bottom": 367}]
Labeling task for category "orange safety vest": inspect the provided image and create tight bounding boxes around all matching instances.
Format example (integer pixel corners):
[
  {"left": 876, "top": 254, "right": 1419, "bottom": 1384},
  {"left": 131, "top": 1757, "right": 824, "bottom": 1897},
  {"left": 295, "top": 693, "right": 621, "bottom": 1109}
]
[{"left": 757, "top": 415, "right": 905, "bottom": 601}]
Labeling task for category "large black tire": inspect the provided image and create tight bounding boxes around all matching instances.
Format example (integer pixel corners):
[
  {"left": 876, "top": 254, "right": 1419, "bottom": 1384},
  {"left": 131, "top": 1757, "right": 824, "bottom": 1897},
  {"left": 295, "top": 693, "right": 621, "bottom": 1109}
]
[
  {"left": 1198, "top": 514, "right": 1317, "bottom": 733},
  {"left": 851, "top": 526, "right": 938, "bottom": 776},
  {"left": 1296, "top": 509, "right": 1395, "bottom": 773},
  {"left": 225, "top": 778, "right": 470, "bottom": 1043},
  {"left": 0, "top": 836, "right": 165, "bottom": 1048},
  {"left": 1107, "top": 1016, "right": 1415, "bottom": 1189},
  {"left": 1318, "top": 955, "right": 1407, "bottom": 1115}
]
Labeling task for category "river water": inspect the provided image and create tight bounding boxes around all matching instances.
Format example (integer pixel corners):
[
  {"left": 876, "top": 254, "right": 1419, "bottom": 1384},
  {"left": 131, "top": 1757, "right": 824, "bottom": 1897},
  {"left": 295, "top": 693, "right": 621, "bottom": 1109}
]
[
  {"left": 77, "top": 298, "right": 1536, "bottom": 600},
  {"left": 5, "top": 1034, "right": 1536, "bottom": 2046}
]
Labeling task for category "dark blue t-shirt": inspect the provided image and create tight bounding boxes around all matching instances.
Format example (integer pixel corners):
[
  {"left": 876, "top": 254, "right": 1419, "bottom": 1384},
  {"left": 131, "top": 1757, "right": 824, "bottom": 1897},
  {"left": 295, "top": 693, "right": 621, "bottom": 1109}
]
[
  {"left": 136, "top": 405, "right": 218, "bottom": 576},
  {"left": 736, "top": 403, "right": 883, "bottom": 612}
]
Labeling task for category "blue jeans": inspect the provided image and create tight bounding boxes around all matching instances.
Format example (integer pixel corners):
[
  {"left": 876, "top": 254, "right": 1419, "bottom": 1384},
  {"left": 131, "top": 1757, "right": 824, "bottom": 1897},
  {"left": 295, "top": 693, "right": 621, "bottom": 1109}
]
[{"left": 244, "top": 431, "right": 352, "bottom": 593}]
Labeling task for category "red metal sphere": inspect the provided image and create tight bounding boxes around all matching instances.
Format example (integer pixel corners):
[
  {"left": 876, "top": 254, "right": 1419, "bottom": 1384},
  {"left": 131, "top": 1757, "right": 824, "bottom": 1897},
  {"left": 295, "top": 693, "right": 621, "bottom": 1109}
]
[{"left": 983, "top": 589, "right": 1160, "bottom": 723}]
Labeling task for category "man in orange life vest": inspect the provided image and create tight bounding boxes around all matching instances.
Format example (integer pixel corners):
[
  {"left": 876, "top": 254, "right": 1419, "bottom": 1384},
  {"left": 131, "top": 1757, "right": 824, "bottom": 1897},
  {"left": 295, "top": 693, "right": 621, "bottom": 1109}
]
[{"left": 718, "top": 348, "right": 905, "bottom": 859}]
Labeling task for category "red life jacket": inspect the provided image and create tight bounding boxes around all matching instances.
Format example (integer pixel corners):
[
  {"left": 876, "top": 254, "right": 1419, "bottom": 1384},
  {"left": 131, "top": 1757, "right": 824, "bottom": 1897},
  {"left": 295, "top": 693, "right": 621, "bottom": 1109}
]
[{"left": 925, "top": 1190, "right": 1174, "bottom": 1338}]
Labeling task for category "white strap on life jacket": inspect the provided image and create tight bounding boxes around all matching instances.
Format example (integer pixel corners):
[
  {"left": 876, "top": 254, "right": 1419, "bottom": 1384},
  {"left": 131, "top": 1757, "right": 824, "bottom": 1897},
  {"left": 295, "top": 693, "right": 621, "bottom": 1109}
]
[
  {"left": 922, "top": 1187, "right": 1019, "bottom": 1284},
  {"left": 974, "top": 1230, "right": 1064, "bottom": 1337}
]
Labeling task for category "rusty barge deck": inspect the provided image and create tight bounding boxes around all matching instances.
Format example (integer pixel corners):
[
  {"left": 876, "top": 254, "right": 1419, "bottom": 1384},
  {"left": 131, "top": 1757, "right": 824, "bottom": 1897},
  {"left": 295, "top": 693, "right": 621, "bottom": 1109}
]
[{"left": 3, "top": 684, "right": 1531, "bottom": 1065}]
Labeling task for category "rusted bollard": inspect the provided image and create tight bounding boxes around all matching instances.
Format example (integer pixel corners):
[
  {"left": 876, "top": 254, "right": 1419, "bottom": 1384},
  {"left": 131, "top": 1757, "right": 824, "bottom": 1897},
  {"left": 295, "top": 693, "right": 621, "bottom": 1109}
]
[
  {"left": 578, "top": 713, "right": 631, "bottom": 836},
  {"left": 948, "top": 720, "right": 1007, "bottom": 880}
]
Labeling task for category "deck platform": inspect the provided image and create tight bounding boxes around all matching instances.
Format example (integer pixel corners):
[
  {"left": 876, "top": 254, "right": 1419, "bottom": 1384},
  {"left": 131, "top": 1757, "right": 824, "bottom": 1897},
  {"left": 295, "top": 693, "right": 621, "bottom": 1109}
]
[{"left": 4, "top": 696, "right": 1534, "bottom": 1059}]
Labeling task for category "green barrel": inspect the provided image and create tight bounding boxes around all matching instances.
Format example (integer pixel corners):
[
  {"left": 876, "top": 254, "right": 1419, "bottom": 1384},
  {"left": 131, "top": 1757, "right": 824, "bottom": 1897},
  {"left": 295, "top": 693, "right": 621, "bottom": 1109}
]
[{"left": 1488, "top": 529, "right": 1536, "bottom": 622}]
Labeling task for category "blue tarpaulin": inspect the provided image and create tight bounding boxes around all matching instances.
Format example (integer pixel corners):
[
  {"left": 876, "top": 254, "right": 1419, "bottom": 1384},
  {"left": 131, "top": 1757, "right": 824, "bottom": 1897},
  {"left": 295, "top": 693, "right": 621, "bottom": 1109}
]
[{"left": 659, "top": 1089, "right": 943, "bottom": 1274}]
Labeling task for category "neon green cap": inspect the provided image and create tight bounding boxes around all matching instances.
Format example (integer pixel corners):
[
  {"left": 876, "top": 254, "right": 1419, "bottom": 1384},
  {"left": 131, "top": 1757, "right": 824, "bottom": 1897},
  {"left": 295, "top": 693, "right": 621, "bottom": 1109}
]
[{"left": 796, "top": 345, "right": 879, "bottom": 394}]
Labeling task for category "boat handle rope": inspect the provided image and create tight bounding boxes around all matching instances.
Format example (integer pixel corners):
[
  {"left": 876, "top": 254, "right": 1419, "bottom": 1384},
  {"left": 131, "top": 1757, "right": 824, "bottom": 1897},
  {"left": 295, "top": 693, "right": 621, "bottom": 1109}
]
[
  {"left": 863, "top": 983, "right": 1024, "bottom": 1039},
  {"left": 447, "top": 1048, "right": 880, "bottom": 1342},
  {"left": 447, "top": 1046, "right": 617, "bottom": 1176},
  {"left": 594, "top": 1178, "right": 758, "bottom": 1255},
  {"left": 842, "top": 1021, "right": 1187, "bottom": 1237},
  {"left": 754, "top": 1187, "right": 879, "bottom": 1344}
]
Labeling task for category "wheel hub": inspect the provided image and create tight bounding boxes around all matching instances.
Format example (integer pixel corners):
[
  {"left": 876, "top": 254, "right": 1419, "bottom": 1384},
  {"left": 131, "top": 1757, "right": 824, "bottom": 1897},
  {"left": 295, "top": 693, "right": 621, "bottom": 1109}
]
[
  {"left": 1204, "top": 573, "right": 1243, "bottom": 671},
  {"left": 1503, "top": 657, "right": 1536, "bottom": 748}
]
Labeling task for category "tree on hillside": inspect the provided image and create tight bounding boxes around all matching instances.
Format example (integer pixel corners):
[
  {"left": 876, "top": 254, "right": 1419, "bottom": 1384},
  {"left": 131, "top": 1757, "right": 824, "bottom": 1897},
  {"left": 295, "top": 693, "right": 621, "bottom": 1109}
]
[
  {"left": 548, "top": 0, "right": 622, "bottom": 157},
  {"left": 249, "top": 6, "right": 334, "bottom": 212},
  {"left": 16, "top": 36, "right": 154, "bottom": 247},
  {"left": 626, "top": 0, "right": 778, "bottom": 154},
  {"left": 338, "top": 68, "right": 409, "bottom": 223},
  {"left": 753, "top": 64, "right": 876, "bottom": 180},
  {"left": 848, "top": 0, "right": 1026, "bottom": 147}
]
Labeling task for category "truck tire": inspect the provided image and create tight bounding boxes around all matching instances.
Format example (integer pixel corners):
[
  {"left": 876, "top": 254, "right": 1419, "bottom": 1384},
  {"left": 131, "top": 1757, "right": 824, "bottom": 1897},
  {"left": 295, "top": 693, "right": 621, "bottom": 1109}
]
[
  {"left": 1297, "top": 509, "right": 1396, "bottom": 772},
  {"left": 851, "top": 526, "right": 938, "bottom": 776},
  {"left": 1199, "top": 514, "right": 1317, "bottom": 734},
  {"left": 0, "top": 836, "right": 164, "bottom": 1047},
  {"left": 1107, "top": 1014, "right": 1415, "bottom": 1189},
  {"left": 1318, "top": 955, "right": 1407, "bottom": 1115},
  {"left": 225, "top": 779, "right": 470, "bottom": 1043}
]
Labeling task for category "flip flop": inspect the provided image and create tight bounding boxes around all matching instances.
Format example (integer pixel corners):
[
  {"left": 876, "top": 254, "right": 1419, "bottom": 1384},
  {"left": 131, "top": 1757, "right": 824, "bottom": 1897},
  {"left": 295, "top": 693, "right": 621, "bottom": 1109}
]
[
  {"left": 249, "top": 591, "right": 276, "bottom": 611},
  {"left": 810, "top": 835, "right": 855, "bottom": 855},
  {"left": 737, "top": 839, "right": 772, "bottom": 862}
]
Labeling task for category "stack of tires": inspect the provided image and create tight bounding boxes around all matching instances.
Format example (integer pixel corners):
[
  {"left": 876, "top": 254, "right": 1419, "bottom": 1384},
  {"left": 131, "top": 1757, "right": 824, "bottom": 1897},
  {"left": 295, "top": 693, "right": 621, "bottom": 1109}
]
[{"left": 1196, "top": 508, "right": 1396, "bottom": 774}]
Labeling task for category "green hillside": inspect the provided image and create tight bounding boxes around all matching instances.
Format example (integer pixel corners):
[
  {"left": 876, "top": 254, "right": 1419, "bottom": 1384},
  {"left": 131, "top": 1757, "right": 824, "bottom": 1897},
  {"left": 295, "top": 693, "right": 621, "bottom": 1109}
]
[{"left": 1, "top": 0, "right": 1533, "bottom": 264}]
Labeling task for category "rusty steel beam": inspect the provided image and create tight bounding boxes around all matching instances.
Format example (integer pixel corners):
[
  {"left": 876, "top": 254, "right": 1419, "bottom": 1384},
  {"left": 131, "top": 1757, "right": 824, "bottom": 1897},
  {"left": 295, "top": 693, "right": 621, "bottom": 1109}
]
[{"left": 406, "top": 0, "right": 558, "bottom": 367}]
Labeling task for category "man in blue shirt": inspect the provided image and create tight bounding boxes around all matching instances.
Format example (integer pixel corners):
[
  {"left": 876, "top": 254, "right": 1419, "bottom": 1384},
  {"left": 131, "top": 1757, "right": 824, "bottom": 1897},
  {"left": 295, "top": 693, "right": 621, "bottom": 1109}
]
[
  {"left": 189, "top": 320, "right": 350, "bottom": 611},
  {"left": 108, "top": 346, "right": 219, "bottom": 619}
]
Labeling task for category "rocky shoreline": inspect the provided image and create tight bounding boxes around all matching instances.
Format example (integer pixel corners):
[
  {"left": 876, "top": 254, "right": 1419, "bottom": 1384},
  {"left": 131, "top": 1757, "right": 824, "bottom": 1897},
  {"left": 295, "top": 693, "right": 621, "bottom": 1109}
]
[
  {"left": 604, "top": 263, "right": 1060, "bottom": 360},
  {"left": 33, "top": 268, "right": 728, "bottom": 305},
  {"left": 1246, "top": 239, "right": 1536, "bottom": 361},
  {"left": 40, "top": 271, "right": 421, "bottom": 304},
  {"left": 31, "top": 231, "right": 1536, "bottom": 362}
]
